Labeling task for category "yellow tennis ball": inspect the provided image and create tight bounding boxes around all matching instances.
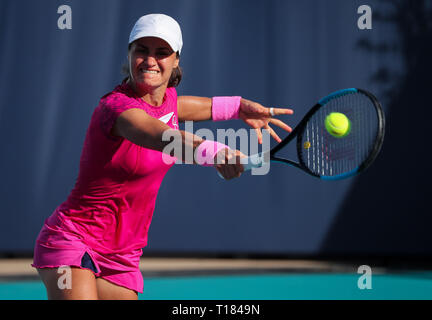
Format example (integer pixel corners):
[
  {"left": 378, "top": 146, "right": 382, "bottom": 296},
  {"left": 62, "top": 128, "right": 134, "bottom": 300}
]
[{"left": 325, "top": 112, "right": 351, "bottom": 138}]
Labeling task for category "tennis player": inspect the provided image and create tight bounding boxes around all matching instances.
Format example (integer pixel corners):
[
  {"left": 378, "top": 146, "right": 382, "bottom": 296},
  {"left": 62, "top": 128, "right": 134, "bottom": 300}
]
[{"left": 32, "top": 14, "right": 293, "bottom": 300}]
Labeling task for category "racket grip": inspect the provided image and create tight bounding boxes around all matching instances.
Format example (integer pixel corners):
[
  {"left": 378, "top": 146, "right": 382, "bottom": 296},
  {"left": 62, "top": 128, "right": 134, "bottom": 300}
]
[
  {"left": 240, "top": 153, "right": 264, "bottom": 171},
  {"left": 217, "top": 153, "right": 264, "bottom": 179}
]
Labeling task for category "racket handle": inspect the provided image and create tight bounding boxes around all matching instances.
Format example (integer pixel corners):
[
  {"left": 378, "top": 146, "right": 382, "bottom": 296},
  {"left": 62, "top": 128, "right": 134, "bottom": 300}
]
[
  {"left": 217, "top": 153, "right": 264, "bottom": 179},
  {"left": 240, "top": 153, "right": 265, "bottom": 171}
]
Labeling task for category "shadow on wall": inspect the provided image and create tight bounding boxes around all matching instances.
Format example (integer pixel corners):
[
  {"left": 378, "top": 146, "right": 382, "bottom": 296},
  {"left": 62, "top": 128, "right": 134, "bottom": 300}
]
[{"left": 320, "top": 0, "right": 432, "bottom": 257}]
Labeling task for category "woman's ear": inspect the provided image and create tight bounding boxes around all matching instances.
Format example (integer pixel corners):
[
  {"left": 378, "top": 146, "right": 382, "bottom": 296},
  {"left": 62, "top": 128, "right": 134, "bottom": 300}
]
[{"left": 173, "top": 52, "right": 180, "bottom": 68}]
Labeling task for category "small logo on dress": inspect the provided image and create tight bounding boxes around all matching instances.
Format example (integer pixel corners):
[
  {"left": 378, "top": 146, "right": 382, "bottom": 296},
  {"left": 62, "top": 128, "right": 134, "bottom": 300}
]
[
  {"left": 171, "top": 114, "right": 179, "bottom": 130},
  {"left": 158, "top": 112, "right": 174, "bottom": 124},
  {"left": 158, "top": 112, "right": 178, "bottom": 129}
]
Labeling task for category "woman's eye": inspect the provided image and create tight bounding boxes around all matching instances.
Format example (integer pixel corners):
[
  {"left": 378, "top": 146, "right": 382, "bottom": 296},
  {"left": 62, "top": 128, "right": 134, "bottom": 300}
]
[
  {"left": 157, "top": 51, "right": 170, "bottom": 57},
  {"left": 135, "top": 47, "right": 171, "bottom": 57}
]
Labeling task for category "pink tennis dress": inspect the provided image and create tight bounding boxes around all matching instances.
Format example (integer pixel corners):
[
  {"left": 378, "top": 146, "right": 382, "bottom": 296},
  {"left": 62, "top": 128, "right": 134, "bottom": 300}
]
[{"left": 32, "top": 82, "right": 179, "bottom": 293}]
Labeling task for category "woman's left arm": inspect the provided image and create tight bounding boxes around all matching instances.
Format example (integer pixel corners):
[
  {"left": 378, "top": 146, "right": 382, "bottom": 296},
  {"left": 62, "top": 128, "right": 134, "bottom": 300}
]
[
  {"left": 178, "top": 96, "right": 212, "bottom": 122},
  {"left": 178, "top": 95, "right": 294, "bottom": 143}
]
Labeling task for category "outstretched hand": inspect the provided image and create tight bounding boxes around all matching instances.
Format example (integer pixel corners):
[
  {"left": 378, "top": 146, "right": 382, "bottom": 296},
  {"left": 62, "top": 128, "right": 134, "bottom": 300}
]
[{"left": 238, "top": 98, "right": 294, "bottom": 144}]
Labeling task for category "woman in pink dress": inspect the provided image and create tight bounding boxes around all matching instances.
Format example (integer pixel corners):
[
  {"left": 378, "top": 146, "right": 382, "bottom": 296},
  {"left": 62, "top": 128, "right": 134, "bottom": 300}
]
[{"left": 32, "top": 14, "right": 293, "bottom": 300}]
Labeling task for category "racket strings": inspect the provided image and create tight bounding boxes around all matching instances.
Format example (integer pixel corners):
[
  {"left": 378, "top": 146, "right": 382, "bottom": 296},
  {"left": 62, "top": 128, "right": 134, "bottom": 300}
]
[{"left": 300, "top": 92, "right": 379, "bottom": 177}]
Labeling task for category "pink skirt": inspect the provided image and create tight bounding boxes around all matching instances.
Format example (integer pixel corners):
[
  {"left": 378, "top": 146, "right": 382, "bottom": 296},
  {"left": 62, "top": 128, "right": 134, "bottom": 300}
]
[{"left": 32, "top": 210, "right": 144, "bottom": 294}]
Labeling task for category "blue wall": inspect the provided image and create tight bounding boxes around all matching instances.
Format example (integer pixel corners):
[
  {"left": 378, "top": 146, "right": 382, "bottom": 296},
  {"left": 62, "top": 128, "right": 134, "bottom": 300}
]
[{"left": 0, "top": 0, "right": 430, "bottom": 256}]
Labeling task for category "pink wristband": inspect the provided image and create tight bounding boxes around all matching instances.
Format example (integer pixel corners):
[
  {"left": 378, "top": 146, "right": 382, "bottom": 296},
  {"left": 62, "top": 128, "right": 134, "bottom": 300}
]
[
  {"left": 195, "top": 140, "right": 229, "bottom": 166},
  {"left": 212, "top": 96, "right": 242, "bottom": 121}
]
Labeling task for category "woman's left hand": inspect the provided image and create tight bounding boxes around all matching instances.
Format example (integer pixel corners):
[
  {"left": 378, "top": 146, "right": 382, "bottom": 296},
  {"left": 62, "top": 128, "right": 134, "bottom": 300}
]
[{"left": 238, "top": 98, "right": 294, "bottom": 144}]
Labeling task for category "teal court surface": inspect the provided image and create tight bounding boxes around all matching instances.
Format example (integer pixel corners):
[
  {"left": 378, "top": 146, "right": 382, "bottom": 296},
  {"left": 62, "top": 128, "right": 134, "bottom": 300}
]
[{"left": 1, "top": 258, "right": 432, "bottom": 300}]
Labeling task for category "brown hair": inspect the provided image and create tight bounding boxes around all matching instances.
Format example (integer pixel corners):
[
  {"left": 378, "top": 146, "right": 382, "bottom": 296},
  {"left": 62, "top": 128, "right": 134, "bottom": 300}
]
[{"left": 122, "top": 48, "right": 182, "bottom": 88}]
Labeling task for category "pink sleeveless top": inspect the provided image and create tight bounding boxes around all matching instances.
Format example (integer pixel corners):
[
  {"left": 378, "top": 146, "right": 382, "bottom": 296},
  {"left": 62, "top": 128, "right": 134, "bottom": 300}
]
[{"left": 48, "top": 82, "right": 178, "bottom": 255}]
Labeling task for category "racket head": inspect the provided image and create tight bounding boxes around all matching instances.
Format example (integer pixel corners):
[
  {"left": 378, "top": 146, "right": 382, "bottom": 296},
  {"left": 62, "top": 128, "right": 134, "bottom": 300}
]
[{"left": 294, "top": 88, "right": 385, "bottom": 180}]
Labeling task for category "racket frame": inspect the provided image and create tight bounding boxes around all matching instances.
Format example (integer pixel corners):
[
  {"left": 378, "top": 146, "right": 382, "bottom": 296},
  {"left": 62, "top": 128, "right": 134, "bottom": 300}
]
[{"left": 267, "top": 88, "right": 385, "bottom": 180}]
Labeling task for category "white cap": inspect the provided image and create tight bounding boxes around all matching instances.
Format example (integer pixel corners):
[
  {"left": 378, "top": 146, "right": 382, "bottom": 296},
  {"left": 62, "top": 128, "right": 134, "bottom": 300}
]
[{"left": 129, "top": 14, "right": 183, "bottom": 54}]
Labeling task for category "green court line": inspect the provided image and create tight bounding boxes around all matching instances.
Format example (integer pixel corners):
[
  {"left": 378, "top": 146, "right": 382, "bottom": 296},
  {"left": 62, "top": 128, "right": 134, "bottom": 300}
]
[{"left": 1, "top": 273, "right": 432, "bottom": 300}]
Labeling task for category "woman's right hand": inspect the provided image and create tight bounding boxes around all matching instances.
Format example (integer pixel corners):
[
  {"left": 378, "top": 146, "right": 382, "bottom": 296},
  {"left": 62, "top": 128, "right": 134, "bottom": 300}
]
[{"left": 214, "top": 148, "right": 246, "bottom": 180}]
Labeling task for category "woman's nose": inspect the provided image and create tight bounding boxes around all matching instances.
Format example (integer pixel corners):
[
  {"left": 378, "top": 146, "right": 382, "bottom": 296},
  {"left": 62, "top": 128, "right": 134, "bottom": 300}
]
[{"left": 143, "top": 54, "right": 157, "bottom": 66}]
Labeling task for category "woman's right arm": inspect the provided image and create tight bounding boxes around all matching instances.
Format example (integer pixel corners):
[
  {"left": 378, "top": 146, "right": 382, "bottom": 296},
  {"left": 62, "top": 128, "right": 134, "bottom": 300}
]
[{"left": 111, "top": 108, "right": 244, "bottom": 179}]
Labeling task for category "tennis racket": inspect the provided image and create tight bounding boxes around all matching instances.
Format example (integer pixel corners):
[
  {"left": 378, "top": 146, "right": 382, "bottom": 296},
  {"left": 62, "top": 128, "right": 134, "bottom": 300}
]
[{"left": 238, "top": 88, "right": 385, "bottom": 180}]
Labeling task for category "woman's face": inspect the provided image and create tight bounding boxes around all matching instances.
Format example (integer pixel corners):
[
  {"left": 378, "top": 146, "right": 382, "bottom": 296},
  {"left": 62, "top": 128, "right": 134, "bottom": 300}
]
[{"left": 128, "top": 37, "right": 179, "bottom": 91}]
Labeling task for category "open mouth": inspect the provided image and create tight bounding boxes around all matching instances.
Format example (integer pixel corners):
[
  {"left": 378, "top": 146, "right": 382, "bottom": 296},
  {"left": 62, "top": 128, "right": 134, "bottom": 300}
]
[{"left": 139, "top": 68, "right": 159, "bottom": 74}]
